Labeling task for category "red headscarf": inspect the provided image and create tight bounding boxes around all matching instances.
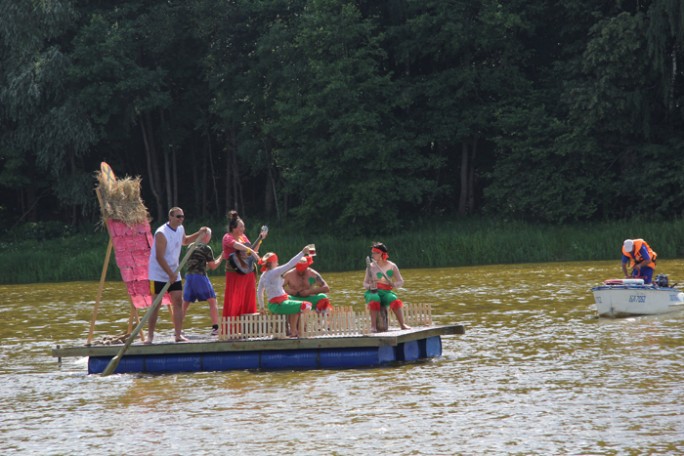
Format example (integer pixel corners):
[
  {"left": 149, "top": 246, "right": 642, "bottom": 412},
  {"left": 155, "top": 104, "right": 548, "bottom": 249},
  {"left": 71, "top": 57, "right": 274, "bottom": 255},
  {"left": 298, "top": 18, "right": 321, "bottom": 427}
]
[
  {"left": 296, "top": 255, "right": 314, "bottom": 272},
  {"left": 258, "top": 253, "right": 278, "bottom": 272},
  {"left": 372, "top": 247, "right": 389, "bottom": 261}
]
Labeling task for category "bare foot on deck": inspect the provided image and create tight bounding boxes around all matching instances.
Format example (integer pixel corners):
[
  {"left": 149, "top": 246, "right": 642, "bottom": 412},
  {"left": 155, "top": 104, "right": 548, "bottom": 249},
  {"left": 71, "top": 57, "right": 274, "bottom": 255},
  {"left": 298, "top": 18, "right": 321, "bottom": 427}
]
[
  {"left": 144, "top": 336, "right": 153, "bottom": 345},
  {"left": 400, "top": 325, "right": 412, "bottom": 330},
  {"left": 175, "top": 335, "right": 189, "bottom": 343}
]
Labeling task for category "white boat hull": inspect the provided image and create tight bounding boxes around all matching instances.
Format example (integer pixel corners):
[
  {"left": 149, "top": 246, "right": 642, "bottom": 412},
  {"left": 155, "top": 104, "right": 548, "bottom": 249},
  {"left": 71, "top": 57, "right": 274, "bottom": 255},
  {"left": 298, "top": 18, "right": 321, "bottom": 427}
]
[{"left": 592, "top": 284, "right": 684, "bottom": 318}]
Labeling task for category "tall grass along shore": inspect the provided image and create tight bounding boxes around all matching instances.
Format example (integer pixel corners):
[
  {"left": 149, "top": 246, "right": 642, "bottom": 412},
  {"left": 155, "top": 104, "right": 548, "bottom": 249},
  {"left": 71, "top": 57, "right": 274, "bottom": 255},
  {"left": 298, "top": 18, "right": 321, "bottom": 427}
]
[{"left": 3, "top": 217, "right": 684, "bottom": 284}]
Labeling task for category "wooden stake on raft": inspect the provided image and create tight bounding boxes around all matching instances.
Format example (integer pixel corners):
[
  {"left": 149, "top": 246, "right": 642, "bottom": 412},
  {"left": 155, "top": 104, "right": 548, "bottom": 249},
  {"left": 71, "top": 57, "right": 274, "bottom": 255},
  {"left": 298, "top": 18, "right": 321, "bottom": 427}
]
[
  {"left": 87, "top": 238, "right": 113, "bottom": 345},
  {"left": 88, "top": 172, "right": 114, "bottom": 347}
]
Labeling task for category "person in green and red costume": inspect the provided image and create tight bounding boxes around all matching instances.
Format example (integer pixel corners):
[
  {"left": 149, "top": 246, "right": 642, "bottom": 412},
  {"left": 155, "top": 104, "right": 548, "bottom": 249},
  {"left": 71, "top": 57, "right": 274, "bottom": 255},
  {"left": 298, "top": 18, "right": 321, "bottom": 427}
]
[
  {"left": 257, "top": 246, "right": 314, "bottom": 338},
  {"left": 363, "top": 242, "right": 411, "bottom": 332},
  {"left": 621, "top": 238, "right": 658, "bottom": 284},
  {"left": 283, "top": 255, "right": 332, "bottom": 313}
]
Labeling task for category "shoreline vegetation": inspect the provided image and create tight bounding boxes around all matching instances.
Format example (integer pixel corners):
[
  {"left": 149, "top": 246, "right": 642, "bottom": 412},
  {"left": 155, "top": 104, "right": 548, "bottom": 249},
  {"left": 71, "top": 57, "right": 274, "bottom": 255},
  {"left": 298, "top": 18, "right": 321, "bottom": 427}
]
[{"left": 3, "top": 217, "right": 684, "bottom": 285}]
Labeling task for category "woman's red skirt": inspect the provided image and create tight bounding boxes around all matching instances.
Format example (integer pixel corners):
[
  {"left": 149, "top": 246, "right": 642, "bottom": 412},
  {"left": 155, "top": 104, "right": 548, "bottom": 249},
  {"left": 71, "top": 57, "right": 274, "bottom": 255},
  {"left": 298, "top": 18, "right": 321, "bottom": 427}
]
[{"left": 222, "top": 271, "right": 257, "bottom": 317}]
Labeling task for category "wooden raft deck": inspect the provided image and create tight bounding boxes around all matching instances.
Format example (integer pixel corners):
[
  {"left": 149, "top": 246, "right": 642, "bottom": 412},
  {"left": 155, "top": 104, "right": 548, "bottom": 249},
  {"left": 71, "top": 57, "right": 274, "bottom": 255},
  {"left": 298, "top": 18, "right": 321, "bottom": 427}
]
[
  {"left": 52, "top": 304, "right": 465, "bottom": 374},
  {"left": 53, "top": 325, "right": 465, "bottom": 374}
]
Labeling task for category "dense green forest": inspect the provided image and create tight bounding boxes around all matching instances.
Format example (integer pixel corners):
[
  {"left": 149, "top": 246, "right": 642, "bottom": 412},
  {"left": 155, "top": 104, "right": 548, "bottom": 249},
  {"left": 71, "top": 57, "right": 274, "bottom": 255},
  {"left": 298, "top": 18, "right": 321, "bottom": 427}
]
[{"left": 1, "top": 1, "right": 683, "bottom": 236}]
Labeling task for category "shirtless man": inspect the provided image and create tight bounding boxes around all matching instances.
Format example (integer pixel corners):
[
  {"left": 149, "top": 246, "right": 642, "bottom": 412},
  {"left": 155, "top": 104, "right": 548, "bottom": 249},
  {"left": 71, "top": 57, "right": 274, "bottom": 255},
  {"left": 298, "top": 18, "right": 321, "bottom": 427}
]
[{"left": 283, "top": 256, "right": 332, "bottom": 313}]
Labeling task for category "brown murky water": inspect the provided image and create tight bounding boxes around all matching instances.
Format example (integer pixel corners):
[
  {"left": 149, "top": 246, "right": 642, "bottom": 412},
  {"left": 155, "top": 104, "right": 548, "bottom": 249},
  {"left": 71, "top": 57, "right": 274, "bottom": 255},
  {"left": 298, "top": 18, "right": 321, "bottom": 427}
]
[{"left": 1, "top": 260, "right": 683, "bottom": 455}]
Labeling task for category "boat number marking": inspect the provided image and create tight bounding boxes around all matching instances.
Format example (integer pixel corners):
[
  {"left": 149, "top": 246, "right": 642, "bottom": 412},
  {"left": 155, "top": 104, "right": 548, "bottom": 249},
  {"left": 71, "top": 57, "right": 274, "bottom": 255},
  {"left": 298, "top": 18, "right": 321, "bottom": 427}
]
[{"left": 629, "top": 295, "right": 646, "bottom": 303}]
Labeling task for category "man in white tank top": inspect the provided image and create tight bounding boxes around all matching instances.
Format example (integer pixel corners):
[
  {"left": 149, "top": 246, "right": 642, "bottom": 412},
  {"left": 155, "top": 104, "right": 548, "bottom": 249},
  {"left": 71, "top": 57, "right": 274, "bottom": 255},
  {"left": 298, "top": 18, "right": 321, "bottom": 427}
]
[{"left": 147, "top": 207, "right": 208, "bottom": 344}]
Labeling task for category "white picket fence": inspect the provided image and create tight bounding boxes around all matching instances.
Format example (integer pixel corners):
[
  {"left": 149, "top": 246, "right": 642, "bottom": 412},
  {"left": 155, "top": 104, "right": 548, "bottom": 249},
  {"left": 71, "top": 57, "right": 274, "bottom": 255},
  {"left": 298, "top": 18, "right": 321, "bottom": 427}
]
[{"left": 218, "top": 303, "right": 432, "bottom": 340}]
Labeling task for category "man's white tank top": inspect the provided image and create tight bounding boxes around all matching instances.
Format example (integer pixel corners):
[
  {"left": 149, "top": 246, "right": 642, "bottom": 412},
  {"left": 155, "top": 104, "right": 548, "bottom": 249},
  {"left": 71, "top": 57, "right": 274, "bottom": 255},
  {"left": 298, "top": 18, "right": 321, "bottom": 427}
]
[{"left": 148, "top": 223, "right": 185, "bottom": 282}]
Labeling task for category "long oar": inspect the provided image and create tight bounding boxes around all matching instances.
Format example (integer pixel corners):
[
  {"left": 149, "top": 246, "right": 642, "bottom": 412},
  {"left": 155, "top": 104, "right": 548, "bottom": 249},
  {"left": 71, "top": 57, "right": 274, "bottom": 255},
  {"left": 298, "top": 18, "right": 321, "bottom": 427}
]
[
  {"left": 101, "top": 240, "right": 201, "bottom": 376},
  {"left": 367, "top": 256, "right": 395, "bottom": 286}
]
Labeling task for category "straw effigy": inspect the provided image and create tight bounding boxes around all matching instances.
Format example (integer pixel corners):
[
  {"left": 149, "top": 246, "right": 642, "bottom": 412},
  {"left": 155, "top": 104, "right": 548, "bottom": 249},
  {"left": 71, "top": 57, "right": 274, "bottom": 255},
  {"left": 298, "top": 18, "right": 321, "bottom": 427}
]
[
  {"left": 95, "top": 171, "right": 149, "bottom": 226},
  {"left": 94, "top": 168, "right": 162, "bottom": 309}
]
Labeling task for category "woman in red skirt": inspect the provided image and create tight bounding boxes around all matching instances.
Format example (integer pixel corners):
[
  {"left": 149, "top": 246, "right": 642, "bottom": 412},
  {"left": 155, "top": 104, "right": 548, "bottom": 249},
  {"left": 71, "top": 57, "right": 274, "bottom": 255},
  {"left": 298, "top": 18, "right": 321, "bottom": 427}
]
[{"left": 222, "top": 210, "right": 264, "bottom": 317}]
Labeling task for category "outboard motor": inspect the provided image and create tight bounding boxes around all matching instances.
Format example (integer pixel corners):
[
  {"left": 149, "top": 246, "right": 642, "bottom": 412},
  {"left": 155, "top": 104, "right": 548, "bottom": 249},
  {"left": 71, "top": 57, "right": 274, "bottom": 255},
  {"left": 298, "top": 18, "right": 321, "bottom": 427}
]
[{"left": 655, "top": 274, "right": 669, "bottom": 287}]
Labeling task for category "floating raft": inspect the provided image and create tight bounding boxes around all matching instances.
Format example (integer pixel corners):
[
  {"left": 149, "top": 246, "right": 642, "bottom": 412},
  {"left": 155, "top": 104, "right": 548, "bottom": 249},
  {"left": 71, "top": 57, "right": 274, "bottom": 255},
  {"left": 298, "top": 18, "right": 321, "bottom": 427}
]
[
  {"left": 53, "top": 304, "right": 465, "bottom": 374},
  {"left": 53, "top": 325, "right": 464, "bottom": 374}
]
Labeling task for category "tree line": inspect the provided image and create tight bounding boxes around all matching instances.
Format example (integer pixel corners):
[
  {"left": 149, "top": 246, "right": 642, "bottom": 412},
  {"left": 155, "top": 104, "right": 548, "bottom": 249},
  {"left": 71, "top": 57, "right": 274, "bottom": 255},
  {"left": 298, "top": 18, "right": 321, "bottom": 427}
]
[{"left": 1, "top": 0, "right": 683, "bottom": 236}]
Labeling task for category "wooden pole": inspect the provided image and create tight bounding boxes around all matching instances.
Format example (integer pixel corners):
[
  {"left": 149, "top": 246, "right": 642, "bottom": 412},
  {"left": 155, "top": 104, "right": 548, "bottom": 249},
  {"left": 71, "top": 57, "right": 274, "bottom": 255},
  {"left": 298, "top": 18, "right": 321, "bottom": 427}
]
[
  {"left": 101, "top": 240, "right": 200, "bottom": 376},
  {"left": 87, "top": 238, "right": 113, "bottom": 345},
  {"left": 128, "top": 304, "right": 145, "bottom": 343}
]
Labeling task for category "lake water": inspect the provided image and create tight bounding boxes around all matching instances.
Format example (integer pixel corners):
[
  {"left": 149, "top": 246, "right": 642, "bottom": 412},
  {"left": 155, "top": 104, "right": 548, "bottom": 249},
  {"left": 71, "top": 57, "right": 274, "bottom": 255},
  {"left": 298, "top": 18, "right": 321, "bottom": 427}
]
[{"left": 1, "top": 260, "right": 683, "bottom": 455}]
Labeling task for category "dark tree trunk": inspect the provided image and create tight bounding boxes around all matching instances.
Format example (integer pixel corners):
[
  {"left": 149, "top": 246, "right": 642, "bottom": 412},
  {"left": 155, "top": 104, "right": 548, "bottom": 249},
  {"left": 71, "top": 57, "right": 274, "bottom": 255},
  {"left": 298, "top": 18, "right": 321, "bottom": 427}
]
[
  {"left": 171, "top": 146, "right": 178, "bottom": 207},
  {"left": 458, "top": 142, "right": 469, "bottom": 215},
  {"left": 229, "top": 129, "right": 243, "bottom": 215},
  {"left": 206, "top": 135, "right": 220, "bottom": 216},
  {"left": 458, "top": 138, "right": 478, "bottom": 215},
  {"left": 164, "top": 151, "right": 171, "bottom": 209},
  {"left": 140, "top": 111, "right": 164, "bottom": 220},
  {"left": 468, "top": 138, "right": 478, "bottom": 212},
  {"left": 68, "top": 155, "right": 77, "bottom": 226},
  {"left": 224, "top": 135, "right": 233, "bottom": 214},
  {"left": 199, "top": 150, "right": 206, "bottom": 216},
  {"left": 265, "top": 146, "right": 280, "bottom": 220}
]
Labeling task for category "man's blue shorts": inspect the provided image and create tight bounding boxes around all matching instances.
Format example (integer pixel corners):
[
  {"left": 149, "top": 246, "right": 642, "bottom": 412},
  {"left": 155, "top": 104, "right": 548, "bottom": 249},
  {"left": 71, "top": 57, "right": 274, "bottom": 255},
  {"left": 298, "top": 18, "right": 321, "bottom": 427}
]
[{"left": 183, "top": 274, "right": 217, "bottom": 302}]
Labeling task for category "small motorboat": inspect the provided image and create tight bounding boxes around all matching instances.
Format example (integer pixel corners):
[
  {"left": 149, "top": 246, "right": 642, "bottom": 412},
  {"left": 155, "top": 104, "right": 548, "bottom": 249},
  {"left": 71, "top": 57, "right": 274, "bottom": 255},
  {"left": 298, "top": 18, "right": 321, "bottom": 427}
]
[{"left": 592, "top": 276, "right": 684, "bottom": 318}]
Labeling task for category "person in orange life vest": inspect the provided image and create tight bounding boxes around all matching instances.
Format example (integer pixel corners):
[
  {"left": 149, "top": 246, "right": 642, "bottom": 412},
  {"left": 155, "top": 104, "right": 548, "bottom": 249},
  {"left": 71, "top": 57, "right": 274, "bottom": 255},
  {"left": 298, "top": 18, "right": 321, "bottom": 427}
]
[
  {"left": 621, "top": 238, "right": 657, "bottom": 284},
  {"left": 363, "top": 242, "right": 411, "bottom": 332},
  {"left": 283, "top": 255, "right": 332, "bottom": 313}
]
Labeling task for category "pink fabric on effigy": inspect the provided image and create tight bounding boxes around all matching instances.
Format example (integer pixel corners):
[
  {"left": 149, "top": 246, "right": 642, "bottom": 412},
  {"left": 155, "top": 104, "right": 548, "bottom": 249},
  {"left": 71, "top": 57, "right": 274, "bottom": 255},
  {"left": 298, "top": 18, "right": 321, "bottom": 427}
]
[{"left": 106, "top": 219, "right": 170, "bottom": 308}]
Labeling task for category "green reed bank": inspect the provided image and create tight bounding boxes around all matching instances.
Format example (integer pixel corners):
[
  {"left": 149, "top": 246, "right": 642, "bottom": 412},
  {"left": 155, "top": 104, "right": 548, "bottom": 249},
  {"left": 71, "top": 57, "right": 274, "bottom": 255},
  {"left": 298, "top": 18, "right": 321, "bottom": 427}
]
[{"left": 3, "top": 217, "right": 684, "bottom": 284}]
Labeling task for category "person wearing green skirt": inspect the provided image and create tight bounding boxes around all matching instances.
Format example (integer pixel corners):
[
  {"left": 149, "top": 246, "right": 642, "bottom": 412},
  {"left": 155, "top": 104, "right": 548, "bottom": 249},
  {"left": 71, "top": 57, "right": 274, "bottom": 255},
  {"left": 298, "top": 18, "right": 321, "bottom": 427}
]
[
  {"left": 283, "top": 255, "right": 332, "bottom": 313},
  {"left": 257, "top": 245, "right": 313, "bottom": 338}
]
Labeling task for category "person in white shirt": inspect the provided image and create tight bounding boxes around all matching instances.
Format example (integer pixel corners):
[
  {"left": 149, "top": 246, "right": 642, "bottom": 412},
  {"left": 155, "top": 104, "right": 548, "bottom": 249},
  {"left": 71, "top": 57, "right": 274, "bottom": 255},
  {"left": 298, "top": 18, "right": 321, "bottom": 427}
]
[
  {"left": 147, "top": 207, "right": 208, "bottom": 343},
  {"left": 257, "top": 245, "right": 313, "bottom": 338}
]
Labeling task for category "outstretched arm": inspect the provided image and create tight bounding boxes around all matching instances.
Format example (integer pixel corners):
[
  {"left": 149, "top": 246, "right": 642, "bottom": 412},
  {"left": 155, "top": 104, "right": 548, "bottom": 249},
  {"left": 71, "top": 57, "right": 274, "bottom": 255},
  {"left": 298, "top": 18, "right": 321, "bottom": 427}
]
[
  {"left": 208, "top": 252, "right": 223, "bottom": 271},
  {"left": 272, "top": 249, "right": 308, "bottom": 276},
  {"left": 184, "top": 226, "right": 209, "bottom": 246},
  {"left": 621, "top": 255, "right": 631, "bottom": 277}
]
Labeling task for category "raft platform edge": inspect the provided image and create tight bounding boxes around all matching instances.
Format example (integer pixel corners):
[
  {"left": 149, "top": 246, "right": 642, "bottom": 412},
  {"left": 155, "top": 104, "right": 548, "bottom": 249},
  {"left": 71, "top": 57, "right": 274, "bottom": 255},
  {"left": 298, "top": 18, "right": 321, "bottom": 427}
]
[{"left": 52, "top": 324, "right": 465, "bottom": 374}]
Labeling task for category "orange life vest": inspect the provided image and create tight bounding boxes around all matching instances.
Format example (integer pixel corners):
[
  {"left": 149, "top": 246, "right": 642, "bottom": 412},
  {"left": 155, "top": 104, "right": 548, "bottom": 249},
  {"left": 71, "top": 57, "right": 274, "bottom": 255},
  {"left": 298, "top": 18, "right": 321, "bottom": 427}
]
[{"left": 622, "top": 239, "right": 657, "bottom": 269}]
